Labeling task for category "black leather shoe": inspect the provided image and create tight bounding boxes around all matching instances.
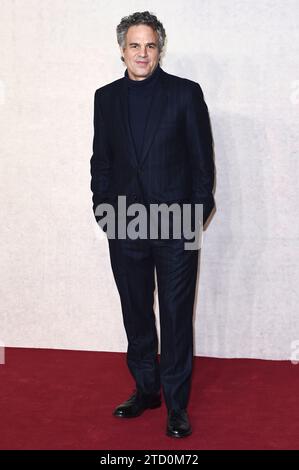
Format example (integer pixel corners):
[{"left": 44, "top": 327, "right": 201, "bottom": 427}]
[
  {"left": 166, "top": 409, "right": 192, "bottom": 438},
  {"left": 113, "top": 390, "right": 161, "bottom": 418}
]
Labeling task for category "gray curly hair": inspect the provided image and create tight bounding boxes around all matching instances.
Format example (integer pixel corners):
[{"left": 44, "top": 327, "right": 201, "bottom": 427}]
[{"left": 116, "top": 11, "right": 166, "bottom": 61}]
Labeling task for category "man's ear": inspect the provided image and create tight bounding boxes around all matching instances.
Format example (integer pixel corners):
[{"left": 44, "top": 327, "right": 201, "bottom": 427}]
[{"left": 119, "top": 46, "right": 125, "bottom": 62}]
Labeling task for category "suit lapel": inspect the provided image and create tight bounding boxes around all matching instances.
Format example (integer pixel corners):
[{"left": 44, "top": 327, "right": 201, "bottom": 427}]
[
  {"left": 139, "top": 75, "right": 168, "bottom": 168},
  {"left": 119, "top": 82, "right": 138, "bottom": 168}
]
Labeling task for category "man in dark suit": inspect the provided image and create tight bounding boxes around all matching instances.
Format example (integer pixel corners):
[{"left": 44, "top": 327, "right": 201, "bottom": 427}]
[{"left": 90, "top": 11, "right": 215, "bottom": 438}]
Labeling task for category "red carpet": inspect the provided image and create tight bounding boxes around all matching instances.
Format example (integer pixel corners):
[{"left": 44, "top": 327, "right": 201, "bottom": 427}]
[{"left": 0, "top": 348, "right": 298, "bottom": 450}]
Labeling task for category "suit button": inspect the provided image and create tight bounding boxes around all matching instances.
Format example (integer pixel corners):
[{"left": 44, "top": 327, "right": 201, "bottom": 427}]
[{"left": 132, "top": 194, "right": 138, "bottom": 201}]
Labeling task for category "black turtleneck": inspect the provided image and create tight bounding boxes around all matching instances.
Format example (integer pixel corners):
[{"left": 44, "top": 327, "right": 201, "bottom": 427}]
[{"left": 124, "top": 63, "right": 161, "bottom": 161}]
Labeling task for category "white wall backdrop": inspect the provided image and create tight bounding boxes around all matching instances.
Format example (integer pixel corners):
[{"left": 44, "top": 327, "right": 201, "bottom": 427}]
[{"left": 1, "top": 0, "right": 298, "bottom": 359}]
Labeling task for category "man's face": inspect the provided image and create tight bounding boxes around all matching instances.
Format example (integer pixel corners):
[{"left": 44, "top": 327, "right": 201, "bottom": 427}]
[{"left": 120, "top": 24, "right": 160, "bottom": 81}]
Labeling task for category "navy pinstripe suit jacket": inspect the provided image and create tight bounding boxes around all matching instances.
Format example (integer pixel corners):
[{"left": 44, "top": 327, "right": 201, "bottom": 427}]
[{"left": 90, "top": 66, "right": 215, "bottom": 229}]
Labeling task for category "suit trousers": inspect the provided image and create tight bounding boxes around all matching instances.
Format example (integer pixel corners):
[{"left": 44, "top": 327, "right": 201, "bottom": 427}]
[{"left": 107, "top": 216, "right": 199, "bottom": 411}]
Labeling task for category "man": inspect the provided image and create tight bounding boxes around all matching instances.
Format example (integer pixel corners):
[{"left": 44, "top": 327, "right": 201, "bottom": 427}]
[{"left": 90, "top": 11, "right": 215, "bottom": 438}]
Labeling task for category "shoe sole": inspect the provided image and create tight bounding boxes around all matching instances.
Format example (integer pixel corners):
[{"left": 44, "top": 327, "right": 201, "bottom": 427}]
[
  {"left": 166, "top": 428, "right": 192, "bottom": 438},
  {"left": 113, "top": 401, "right": 162, "bottom": 418}
]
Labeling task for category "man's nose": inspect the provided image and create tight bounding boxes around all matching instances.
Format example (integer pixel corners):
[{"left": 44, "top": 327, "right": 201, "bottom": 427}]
[{"left": 139, "top": 47, "right": 148, "bottom": 57}]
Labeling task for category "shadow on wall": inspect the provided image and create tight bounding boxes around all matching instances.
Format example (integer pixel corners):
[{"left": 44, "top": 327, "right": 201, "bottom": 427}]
[{"left": 167, "top": 55, "right": 272, "bottom": 357}]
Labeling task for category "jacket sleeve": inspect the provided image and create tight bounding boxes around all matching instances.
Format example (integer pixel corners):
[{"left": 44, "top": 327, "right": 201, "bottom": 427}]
[
  {"left": 90, "top": 89, "right": 112, "bottom": 229},
  {"left": 185, "top": 82, "right": 215, "bottom": 226}
]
